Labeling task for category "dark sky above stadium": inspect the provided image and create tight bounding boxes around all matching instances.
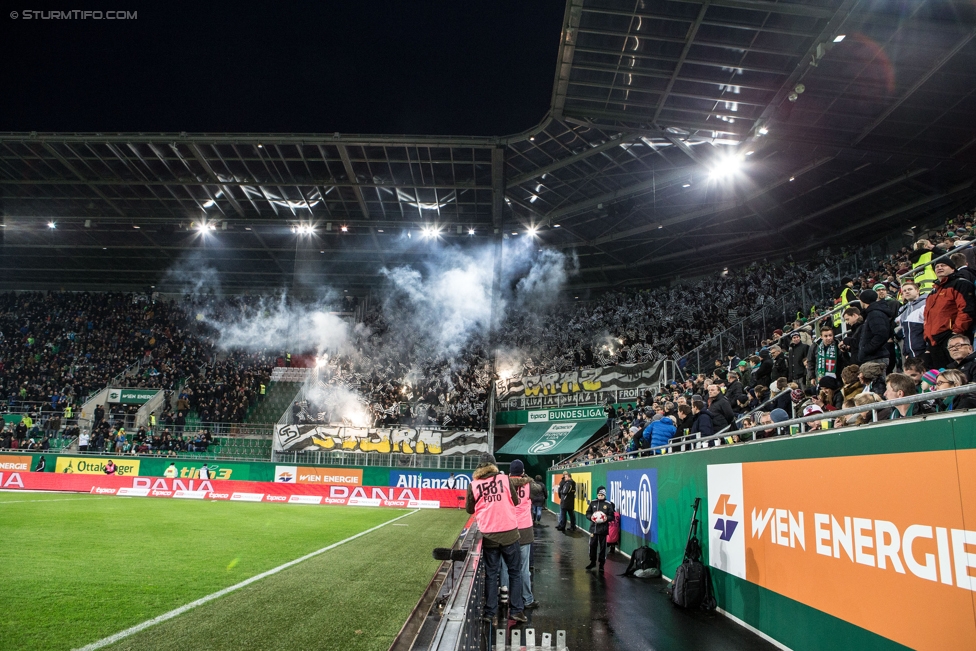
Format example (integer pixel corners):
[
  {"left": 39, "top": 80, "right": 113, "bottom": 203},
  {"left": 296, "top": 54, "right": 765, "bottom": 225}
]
[{"left": 5, "top": 1, "right": 564, "bottom": 135}]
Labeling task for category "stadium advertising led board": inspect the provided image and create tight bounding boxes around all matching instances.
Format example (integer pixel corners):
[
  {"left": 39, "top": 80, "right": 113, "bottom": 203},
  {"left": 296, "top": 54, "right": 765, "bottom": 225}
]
[
  {"left": 54, "top": 457, "right": 140, "bottom": 476},
  {"left": 105, "top": 388, "right": 159, "bottom": 404},
  {"left": 389, "top": 471, "right": 472, "bottom": 490},
  {"left": 168, "top": 461, "right": 250, "bottom": 480},
  {"left": 526, "top": 406, "right": 606, "bottom": 422},
  {"left": 707, "top": 451, "right": 976, "bottom": 651},
  {"left": 607, "top": 469, "right": 658, "bottom": 542},
  {"left": 273, "top": 466, "right": 363, "bottom": 485},
  {"left": 0, "top": 471, "right": 462, "bottom": 508},
  {"left": 0, "top": 455, "right": 32, "bottom": 471}
]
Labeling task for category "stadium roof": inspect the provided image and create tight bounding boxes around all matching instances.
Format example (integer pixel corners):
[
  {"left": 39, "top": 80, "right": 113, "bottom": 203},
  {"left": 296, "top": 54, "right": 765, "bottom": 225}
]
[{"left": 2, "top": 0, "right": 975, "bottom": 293}]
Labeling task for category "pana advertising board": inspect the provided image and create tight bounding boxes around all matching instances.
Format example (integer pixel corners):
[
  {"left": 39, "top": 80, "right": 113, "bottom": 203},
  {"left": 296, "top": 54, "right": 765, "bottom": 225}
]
[{"left": 707, "top": 451, "right": 976, "bottom": 651}]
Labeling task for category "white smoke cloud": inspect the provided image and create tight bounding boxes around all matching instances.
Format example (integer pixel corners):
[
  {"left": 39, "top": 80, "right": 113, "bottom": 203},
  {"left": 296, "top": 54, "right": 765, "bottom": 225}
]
[{"left": 204, "top": 294, "right": 353, "bottom": 357}]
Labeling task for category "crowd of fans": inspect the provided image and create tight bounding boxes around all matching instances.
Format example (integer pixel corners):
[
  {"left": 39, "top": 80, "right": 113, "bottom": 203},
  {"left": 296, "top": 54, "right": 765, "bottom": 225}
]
[
  {"left": 3, "top": 208, "right": 976, "bottom": 457},
  {"left": 569, "top": 210, "right": 976, "bottom": 464}
]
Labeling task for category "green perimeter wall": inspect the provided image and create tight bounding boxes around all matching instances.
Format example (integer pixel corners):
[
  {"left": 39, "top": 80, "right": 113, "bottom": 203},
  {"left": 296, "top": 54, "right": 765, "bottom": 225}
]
[
  {"left": 5, "top": 453, "right": 450, "bottom": 486},
  {"left": 547, "top": 413, "right": 976, "bottom": 651}
]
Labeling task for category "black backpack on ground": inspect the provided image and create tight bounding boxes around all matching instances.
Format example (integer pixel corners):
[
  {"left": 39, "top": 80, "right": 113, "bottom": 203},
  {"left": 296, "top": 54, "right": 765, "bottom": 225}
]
[
  {"left": 622, "top": 545, "right": 661, "bottom": 576},
  {"left": 668, "top": 497, "right": 716, "bottom": 610}
]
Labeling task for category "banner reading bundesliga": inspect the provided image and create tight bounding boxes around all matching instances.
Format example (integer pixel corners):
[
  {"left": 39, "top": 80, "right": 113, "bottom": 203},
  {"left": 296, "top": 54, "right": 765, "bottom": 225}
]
[{"left": 707, "top": 451, "right": 976, "bottom": 651}]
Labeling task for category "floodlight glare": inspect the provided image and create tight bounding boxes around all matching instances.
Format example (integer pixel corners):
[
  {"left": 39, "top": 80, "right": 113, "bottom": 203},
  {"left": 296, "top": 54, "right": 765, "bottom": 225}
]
[
  {"left": 468, "top": 228, "right": 475, "bottom": 235},
  {"left": 527, "top": 226, "right": 539, "bottom": 237},
  {"left": 340, "top": 225, "right": 348, "bottom": 232},
  {"left": 833, "top": 34, "right": 846, "bottom": 43},
  {"left": 709, "top": 153, "right": 744, "bottom": 181},
  {"left": 47, "top": 221, "right": 56, "bottom": 229}
]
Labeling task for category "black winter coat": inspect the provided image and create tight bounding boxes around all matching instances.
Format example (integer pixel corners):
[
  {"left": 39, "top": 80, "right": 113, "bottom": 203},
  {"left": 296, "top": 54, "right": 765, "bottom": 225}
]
[
  {"left": 771, "top": 354, "right": 789, "bottom": 382},
  {"left": 724, "top": 381, "right": 746, "bottom": 410},
  {"left": 859, "top": 302, "right": 893, "bottom": 362},
  {"left": 788, "top": 343, "right": 810, "bottom": 382},
  {"left": 585, "top": 498, "right": 615, "bottom": 536},
  {"left": 708, "top": 395, "right": 736, "bottom": 431},
  {"left": 752, "top": 359, "right": 773, "bottom": 387},
  {"left": 557, "top": 478, "right": 576, "bottom": 509}
]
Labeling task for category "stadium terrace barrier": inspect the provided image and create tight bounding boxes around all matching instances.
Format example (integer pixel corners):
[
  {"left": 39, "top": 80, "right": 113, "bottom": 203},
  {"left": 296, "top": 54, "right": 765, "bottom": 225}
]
[
  {"left": 546, "top": 409, "right": 976, "bottom": 651},
  {"left": 425, "top": 526, "right": 486, "bottom": 651},
  {"left": 0, "top": 471, "right": 462, "bottom": 508},
  {"left": 557, "top": 383, "right": 976, "bottom": 468}
]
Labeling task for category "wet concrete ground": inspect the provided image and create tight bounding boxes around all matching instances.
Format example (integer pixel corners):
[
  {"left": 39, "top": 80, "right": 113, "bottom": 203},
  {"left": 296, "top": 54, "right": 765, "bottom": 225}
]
[{"left": 502, "top": 511, "right": 779, "bottom": 651}]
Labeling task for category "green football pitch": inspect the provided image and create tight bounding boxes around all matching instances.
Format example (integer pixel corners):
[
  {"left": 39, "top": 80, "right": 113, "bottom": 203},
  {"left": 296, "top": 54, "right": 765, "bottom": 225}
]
[{"left": 0, "top": 491, "right": 470, "bottom": 651}]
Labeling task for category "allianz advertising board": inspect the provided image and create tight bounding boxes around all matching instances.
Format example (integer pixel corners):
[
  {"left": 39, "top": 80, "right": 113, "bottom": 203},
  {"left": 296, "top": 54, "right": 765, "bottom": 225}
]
[
  {"left": 607, "top": 468, "right": 658, "bottom": 542},
  {"left": 389, "top": 470, "right": 472, "bottom": 490}
]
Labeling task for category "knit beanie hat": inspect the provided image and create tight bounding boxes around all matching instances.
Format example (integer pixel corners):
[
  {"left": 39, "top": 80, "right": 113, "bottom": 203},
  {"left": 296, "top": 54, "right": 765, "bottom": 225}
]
[
  {"left": 769, "top": 408, "right": 790, "bottom": 423},
  {"left": 921, "top": 369, "right": 940, "bottom": 387}
]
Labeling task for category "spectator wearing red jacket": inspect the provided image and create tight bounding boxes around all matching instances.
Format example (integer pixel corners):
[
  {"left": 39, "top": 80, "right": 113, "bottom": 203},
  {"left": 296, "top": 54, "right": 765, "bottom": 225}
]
[{"left": 923, "top": 260, "right": 976, "bottom": 368}]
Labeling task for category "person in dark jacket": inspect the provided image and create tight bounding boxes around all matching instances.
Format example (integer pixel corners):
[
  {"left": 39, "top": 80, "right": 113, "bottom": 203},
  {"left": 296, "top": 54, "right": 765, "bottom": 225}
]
[
  {"left": 724, "top": 372, "right": 746, "bottom": 411},
  {"left": 896, "top": 281, "right": 927, "bottom": 360},
  {"left": 555, "top": 471, "right": 577, "bottom": 533},
  {"left": 873, "top": 283, "right": 901, "bottom": 320},
  {"left": 787, "top": 332, "right": 810, "bottom": 385},
  {"left": 752, "top": 350, "right": 773, "bottom": 388},
  {"left": 529, "top": 475, "right": 547, "bottom": 524},
  {"left": 841, "top": 306, "right": 863, "bottom": 362},
  {"left": 935, "top": 369, "right": 976, "bottom": 411},
  {"left": 689, "top": 400, "right": 714, "bottom": 439},
  {"left": 769, "top": 346, "right": 788, "bottom": 383},
  {"left": 584, "top": 486, "right": 615, "bottom": 573},
  {"left": 857, "top": 290, "right": 894, "bottom": 367},
  {"left": 706, "top": 384, "right": 736, "bottom": 431},
  {"left": 944, "top": 334, "right": 976, "bottom": 382}
]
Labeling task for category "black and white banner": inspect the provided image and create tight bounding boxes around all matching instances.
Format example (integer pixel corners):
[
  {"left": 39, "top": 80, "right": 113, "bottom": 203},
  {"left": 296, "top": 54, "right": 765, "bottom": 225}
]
[
  {"left": 274, "top": 424, "right": 488, "bottom": 455},
  {"left": 495, "top": 359, "right": 664, "bottom": 402}
]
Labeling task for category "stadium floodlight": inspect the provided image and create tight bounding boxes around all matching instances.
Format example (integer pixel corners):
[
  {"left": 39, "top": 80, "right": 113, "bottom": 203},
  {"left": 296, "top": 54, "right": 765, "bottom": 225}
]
[
  {"left": 526, "top": 225, "right": 539, "bottom": 237},
  {"left": 833, "top": 34, "right": 846, "bottom": 43},
  {"left": 468, "top": 228, "right": 475, "bottom": 235},
  {"left": 709, "top": 152, "right": 744, "bottom": 182},
  {"left": 47, "top": 221, "right": 56, "bottom": 229},
  {"left": 340, "top": 225, "right": 348, "bottom": 232}
]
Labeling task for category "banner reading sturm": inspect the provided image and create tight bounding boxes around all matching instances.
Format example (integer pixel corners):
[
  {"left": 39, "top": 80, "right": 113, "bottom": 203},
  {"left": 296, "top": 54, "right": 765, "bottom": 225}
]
[{"left": 706, "top": 451, "right": 976, "bottom": 651}]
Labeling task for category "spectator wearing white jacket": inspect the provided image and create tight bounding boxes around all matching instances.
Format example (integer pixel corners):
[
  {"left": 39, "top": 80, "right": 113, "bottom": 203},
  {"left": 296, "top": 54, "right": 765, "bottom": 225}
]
[{"left": 896, "top": 281, "right": 927, "bottom": 359}]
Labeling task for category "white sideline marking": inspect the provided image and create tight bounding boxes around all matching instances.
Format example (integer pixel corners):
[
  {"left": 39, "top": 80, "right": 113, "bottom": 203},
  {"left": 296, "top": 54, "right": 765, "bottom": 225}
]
[
  {"left": 0, "top": 497, "right": 104, "bottom": 505},
  {"left": 73, "top": 509, "right": 420, "bottom": 651}
]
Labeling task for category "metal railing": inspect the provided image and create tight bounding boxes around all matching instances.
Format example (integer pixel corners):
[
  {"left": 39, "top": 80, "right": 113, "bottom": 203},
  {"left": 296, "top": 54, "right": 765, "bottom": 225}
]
[
  {"left": 425, "top": 532, "right": 486, "bottom": 651},
  {"left": 554, "top": 383, "right": 976, "bottom": 469}
]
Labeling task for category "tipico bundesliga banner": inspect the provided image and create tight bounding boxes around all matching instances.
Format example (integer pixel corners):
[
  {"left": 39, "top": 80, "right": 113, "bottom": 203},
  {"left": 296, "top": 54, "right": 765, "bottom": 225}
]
[
  {"left": 707, "top": 451, "right": 976, "bottom": 651},
  {"left": 0, "top": 471, "right": 464, "bottom": 509}
]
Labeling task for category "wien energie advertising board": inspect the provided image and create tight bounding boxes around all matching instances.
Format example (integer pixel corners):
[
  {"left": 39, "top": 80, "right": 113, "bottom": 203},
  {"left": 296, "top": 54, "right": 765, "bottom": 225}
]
[{"left": 707, "top": 451, "right": 976, "bottom": 651}]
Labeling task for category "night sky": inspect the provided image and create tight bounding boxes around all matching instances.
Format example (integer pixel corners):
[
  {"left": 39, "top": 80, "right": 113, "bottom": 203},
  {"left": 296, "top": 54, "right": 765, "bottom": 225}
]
[{"left": 4, "top": 1, "right": 564, "bottom": 135}]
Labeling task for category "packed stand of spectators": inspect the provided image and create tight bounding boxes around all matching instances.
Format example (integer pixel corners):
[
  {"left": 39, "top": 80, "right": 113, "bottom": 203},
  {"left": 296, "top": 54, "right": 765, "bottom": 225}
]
[
  {"left": 566, "top": 209, "right": 976, "bottom": 465},
  {"left": 496, "top": 250, "right": 866, "bottom": 378}
]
